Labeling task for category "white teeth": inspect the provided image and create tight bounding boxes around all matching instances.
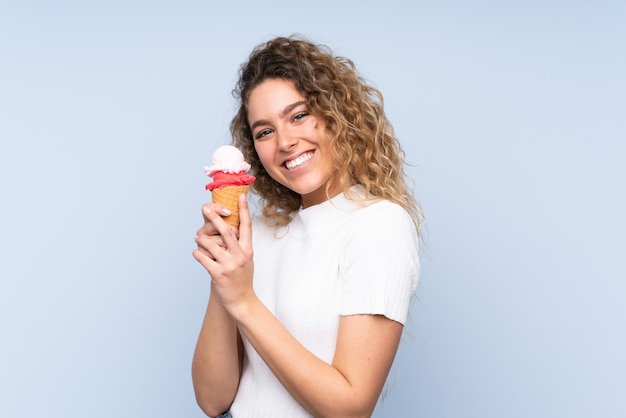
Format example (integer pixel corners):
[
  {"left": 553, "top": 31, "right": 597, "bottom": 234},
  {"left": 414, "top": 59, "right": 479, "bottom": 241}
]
[{"left": 285, "top": 152, "right": 313, "bottom": 170}]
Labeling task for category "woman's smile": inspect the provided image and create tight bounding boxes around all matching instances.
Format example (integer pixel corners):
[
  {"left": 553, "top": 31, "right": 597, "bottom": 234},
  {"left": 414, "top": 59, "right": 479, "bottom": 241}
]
[{"left": 284, "top": 150, "right": 315, "bottom": 170}]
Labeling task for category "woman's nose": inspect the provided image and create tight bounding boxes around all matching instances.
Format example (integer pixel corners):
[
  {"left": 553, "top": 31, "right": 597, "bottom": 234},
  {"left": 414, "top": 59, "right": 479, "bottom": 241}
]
[{"left": 276, "top": 127, "right": 297, "bottom": 151}]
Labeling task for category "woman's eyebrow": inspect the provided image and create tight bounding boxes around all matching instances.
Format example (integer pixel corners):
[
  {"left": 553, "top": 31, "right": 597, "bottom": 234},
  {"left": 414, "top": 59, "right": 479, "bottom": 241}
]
[
  {"left": 250, "top": 100, "right": 307, "bottom": 132},
  {"left": 280, "top": 100, "right": 307, "bottom": 117}
]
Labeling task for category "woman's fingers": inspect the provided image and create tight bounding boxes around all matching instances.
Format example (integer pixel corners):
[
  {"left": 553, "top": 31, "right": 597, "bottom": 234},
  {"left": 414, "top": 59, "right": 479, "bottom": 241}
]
[
  {"left": 202, "top": 202, "right": 233, "bottom": 223},
  {"left": 197, "top": 195, "right": 253, "bottom": 271},
  {"left": 204, "top": 206, "right": 238, "bottom": 244},
  {"left": 193, "top": 200, "right": 243, "bottom": 275},
  {"left": 194, "top": 233, "right": 224, "bottom": 262},
  {"left": 238, "top": 193, "right": 253, "bottom": 254},
  {"left": 199, "top": 203, "right": 234, "bottom": 237}
]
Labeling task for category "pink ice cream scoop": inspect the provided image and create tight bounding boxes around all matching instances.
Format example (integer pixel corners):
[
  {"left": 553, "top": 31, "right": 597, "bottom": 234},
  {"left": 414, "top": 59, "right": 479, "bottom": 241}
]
[
  {"left": 204, "top": 145, "right": 255, "bottom": 226},
  {"left": 204, "top": 145, "right": 256, "bottom": 191}
]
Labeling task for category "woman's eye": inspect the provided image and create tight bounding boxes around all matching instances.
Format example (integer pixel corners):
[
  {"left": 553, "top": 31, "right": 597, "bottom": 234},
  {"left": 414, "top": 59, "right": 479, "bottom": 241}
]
[
  {"left": 293, "top": 112, "right": 309, "bottom": 121},
  {"left": 255, "top": 129, "right": 272, "bottom": 140}
]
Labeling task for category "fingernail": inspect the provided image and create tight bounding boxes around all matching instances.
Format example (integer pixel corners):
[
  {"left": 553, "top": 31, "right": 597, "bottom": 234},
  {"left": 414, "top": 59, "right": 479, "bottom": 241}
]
[{"left": 222, "top": 208, "right": 232, "bottom": 215}]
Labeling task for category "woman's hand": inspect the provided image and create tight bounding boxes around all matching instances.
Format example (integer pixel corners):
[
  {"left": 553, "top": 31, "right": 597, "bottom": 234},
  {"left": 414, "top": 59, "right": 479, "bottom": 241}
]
[
  {"left": 193, "top": 194, "right": 256, "bottom": 315},
  {"left": 194, "top": 202, "right": 235, "bottom": 249}
]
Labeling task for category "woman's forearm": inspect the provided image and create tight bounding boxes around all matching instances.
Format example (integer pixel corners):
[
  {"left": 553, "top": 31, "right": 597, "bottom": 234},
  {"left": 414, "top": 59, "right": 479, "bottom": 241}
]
[
  {"left": 192, "top": 284, "right": 243, "bottom": 417},
  {"left": 231, "top": 297, "right": 400, "bottom": 418}
]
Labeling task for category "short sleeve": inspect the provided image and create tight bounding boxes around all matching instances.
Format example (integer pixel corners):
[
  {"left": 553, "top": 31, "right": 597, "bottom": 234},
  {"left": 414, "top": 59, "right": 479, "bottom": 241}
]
[{"left": 338, "top": 201, "right": 420, "bottom": 324}]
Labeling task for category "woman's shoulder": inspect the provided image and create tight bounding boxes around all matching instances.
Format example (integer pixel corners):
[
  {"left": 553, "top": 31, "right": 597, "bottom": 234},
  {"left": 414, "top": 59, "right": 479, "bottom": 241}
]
[{"left": 350, "top": 198, "right": 413, "bottom": 227}]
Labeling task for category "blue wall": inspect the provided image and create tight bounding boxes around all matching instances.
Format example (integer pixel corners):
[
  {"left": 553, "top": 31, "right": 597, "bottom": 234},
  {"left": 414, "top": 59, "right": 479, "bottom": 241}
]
[{"left": 1, "top": 1, "right": 624, "bottom": 417}]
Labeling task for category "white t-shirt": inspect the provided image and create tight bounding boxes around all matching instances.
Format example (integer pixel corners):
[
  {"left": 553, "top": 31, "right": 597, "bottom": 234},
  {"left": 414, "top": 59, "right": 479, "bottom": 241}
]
[{"left": 229, "top": 191, "right": 420, "bottom": 417}]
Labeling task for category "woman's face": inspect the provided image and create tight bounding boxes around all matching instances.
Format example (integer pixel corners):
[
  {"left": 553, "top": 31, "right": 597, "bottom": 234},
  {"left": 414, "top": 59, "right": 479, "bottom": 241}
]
[{"left": 247, "top": 78, "right": 339, "bottom": 208}]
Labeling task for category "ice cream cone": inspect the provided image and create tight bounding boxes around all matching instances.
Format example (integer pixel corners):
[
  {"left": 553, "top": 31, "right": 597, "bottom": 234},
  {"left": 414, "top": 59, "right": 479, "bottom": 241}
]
[{"left": 211, "top": 185, "right": 249, "bottom": 227}]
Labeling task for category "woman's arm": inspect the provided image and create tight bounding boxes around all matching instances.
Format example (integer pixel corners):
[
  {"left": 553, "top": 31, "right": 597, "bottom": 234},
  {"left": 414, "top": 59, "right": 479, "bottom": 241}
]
[
  {"left": 195, "top": 195, "right": 404, "bottom": 418},
  {"left": 235, "top": 302, "right": 402, "bottom": 418},
  {"left": 192, "top": 203, "right": 244, "bottom": 417},
  {"left": 191, "top": 283, "right": 243, "bottom": 417}
]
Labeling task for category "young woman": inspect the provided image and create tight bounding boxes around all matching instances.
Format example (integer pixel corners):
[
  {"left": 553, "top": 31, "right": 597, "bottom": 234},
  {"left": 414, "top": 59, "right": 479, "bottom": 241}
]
[{"left": 192, "top": 35, "right": 423, "bottom": 418}]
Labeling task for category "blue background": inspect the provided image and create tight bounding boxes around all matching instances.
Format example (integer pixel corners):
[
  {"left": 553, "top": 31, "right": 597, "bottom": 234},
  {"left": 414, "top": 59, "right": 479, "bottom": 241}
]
[{"left": 1, "top": 1, "right": 624, "bottom": 417}]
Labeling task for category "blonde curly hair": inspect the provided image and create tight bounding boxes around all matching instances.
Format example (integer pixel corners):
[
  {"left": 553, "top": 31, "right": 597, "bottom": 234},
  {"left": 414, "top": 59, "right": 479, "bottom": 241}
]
[{"left": 231, "top": 35, "right": 423, "bottom": 233}]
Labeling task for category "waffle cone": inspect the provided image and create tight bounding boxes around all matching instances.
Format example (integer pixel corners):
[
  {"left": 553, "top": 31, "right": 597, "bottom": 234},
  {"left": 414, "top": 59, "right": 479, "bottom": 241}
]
[{"left": 211, "top": 185, "right": 250, "bottom": 227}]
